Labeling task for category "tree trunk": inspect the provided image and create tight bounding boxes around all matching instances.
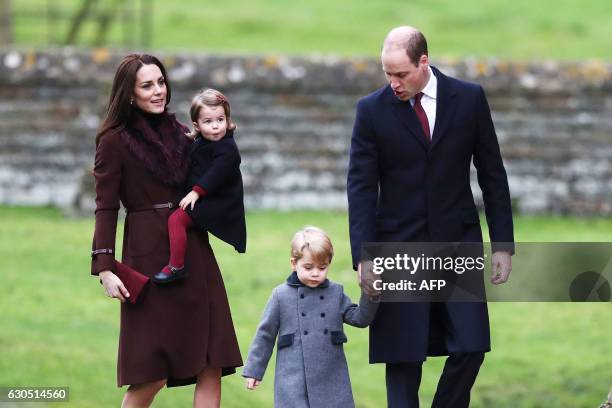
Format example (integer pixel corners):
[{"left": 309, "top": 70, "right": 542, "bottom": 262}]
[
  {"left": 0, "top": 0, "right": 12, "bottom": 45},
  {"left": 65, "top": 0, "right": 96, "bottom": 44},
  {"left": 94, "top": 0, "right": 121, "bottom": 46}
]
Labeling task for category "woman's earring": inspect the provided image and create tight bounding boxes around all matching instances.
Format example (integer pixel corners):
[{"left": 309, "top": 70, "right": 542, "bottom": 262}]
[{"left": 130, "top": 97, "right": 133, "bottom": 105}]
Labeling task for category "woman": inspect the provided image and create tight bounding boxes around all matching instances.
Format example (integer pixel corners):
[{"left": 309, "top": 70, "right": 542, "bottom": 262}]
[{"left": 91, "top": 54, "right": 242, "bottom": 407}]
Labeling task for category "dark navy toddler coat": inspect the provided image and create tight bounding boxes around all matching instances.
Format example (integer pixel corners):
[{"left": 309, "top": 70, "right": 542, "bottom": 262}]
[{"left": 185, "top": 130, "right": 246, "bottom": 253}]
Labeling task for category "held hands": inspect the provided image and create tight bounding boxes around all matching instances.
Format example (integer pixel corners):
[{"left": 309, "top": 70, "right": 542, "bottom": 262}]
[
  {"left": 179, "top": 191, "right": 200, "bottom": 211},
  {"left": 245, "top": 377, "right": 261, "bottom": 390},
  {"left": 357, "top": 261, "right": 380, "bottom": 297},
  {"left": 99, "top": 270, "right": 130, "bottom": 302},
  {"left": 490, "top": 251, "right": 512, "bottom": 285}
]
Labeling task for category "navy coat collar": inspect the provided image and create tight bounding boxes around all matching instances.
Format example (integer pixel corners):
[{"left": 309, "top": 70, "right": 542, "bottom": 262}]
[
  {"left": 286, "top": 271, "right": 330, "bottom": 288},
  {"left": 384, "top": 65, "right": 457, "bottom": 151},
  {"left": 193, "top": 129, "right": 235, "bottom": 147}
]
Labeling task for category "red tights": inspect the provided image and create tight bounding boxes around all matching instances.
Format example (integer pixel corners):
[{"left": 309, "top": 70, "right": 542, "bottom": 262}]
[{"left": 163, "top": 208, "right": 193, "bottom": 274}]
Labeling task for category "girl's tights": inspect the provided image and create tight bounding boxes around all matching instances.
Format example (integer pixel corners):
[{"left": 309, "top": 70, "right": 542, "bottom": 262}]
[{"left": 163, "top": 208, "right": 193, "bottom": 273}]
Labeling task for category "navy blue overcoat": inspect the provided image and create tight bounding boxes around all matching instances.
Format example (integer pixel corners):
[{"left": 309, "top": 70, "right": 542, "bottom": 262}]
[{"left": 347, "top": 66, "right": 514, "bottom": 362}]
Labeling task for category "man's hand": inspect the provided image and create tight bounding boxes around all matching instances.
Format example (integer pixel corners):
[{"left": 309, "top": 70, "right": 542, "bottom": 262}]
[
  {"left": 245, "top": 377, "right": 261, "bottom": 390},
  {"left": 179, "top": 191, "right": 200, "bottom": 210},
  {"left": 490, "top": 251, "right": 512, "bottom": 285},
  {"left": 99, "top": 270, "right": 130, "bottom": 302},
  {"left": 357, "top": 261, "right": 379, "bottom": 297}
]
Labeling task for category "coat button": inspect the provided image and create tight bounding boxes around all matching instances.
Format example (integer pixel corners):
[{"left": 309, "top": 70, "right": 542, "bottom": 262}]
[
  {"left": 301, "top": 312, "right": 306, "bottom": 317},
  {"left": 300, "top": 294, "right": 305, "bottom": 299},
  {"left": 304, "top": 330, "right": 308, "bottom": 335},
  {"left": 324, "top": 329, "right": 328, "bottom": 334},
  {"left": 320, "top": 295, "right": 324, "bottom": 300},
  {"left": 321, "top": 313, "right": 325, "bottom": 318}
]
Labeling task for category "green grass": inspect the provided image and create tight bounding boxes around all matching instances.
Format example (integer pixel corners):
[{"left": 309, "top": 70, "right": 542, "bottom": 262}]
[
  {"left": 9, "top": 0, "right": 612, "bottom": 59},
  {"left": 0, "top": 206, "right": 611, "bottom": 407}
]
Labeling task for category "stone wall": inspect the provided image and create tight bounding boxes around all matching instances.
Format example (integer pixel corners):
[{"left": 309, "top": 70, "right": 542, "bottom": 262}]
[{"left": 0, "top": 48, "right": 610, "bottom": 214}]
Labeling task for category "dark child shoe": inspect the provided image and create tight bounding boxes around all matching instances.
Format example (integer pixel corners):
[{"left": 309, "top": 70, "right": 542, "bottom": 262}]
[{"left": 153, "top": 265, "right": 186, "bottom": 284}]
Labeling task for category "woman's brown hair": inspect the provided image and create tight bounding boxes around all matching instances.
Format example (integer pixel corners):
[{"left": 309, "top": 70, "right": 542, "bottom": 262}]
[{"left": 96, "top": 54, "right": 171, "bottom": 146}]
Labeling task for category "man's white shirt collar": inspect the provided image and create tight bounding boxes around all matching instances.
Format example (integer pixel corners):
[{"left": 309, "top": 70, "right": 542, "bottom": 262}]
[{"left": 421, "top": 66, "right": 437, "bottom": 100}]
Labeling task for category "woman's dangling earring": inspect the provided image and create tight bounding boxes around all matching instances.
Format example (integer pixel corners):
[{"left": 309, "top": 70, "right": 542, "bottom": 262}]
[{"left": 130, "top": 97, "right": 133, "bottom": 105}]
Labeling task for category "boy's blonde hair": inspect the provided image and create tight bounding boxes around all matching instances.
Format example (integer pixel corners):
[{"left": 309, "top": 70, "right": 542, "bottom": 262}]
[
  {"left": 188, "top": 88, "right": 236, "bottom": 137},
  {"left": 290, "top": 226, "right": 334, "bottom": 264}
]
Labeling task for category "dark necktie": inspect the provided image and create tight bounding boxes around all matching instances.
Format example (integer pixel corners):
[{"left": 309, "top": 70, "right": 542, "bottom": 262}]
[{"left": 413, "top": 92, "right": 430, "bottom": 141}]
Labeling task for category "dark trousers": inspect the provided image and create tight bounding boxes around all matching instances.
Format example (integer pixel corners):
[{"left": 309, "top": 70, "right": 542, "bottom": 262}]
[{"left": 386, "top": 352, "right": 485, "bottom": 408}]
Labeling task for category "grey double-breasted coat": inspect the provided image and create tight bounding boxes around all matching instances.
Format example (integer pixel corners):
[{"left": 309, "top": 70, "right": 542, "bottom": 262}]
[{"left": 242, "top": 272, "right": 379, "bottom": 408}]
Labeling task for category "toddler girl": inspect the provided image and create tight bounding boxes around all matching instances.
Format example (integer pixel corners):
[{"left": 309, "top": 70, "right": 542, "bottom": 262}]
[{"left": 154, "top": 89, "right": 246, "bottom": 283}]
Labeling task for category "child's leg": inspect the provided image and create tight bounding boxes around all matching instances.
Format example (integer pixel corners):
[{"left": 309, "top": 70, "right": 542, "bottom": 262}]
[{"left": 163, "top": 208, "right": 193, "bottom": 273}]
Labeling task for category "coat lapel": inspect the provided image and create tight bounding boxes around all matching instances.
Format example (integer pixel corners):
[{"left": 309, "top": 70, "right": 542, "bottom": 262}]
[
  {"left": 430, "top": 66, "right": 457, "bottom": 151},
  {"left": 386, "top": 86, "right": 428, "bottom": 150}
]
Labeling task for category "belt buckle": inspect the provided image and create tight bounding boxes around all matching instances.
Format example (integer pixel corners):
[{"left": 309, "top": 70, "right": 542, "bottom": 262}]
[{"left": 167, "top": 202, "right": 174, "bottom": 209}]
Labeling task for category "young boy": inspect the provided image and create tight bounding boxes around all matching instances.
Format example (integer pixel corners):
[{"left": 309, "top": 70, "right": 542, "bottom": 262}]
[{"left": 242, "top": 226, "right": 379, "bottom": 408}]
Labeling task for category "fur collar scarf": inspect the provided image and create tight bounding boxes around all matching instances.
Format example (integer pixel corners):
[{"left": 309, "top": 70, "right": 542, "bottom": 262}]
[{"left": 121, "top": 109, "right": 191, "bottom": 187}]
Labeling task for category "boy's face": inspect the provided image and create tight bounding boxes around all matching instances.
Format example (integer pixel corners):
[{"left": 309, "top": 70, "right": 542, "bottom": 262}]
[
  {"left": 291, "top": 249, "right": 330, "bottom": 288},
  {"left": 193, "top": 105, "right": 228, "bottom": 141}
]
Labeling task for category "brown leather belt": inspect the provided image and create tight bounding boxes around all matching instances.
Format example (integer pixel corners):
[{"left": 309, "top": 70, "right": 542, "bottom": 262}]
[{"left": 125, "top": 202, "right": 175, "bottom": 213}]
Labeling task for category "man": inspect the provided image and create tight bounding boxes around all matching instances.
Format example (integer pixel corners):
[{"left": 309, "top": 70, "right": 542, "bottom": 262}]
[{"left": 347, "top": 26, "right": 514, "bottom": 407}]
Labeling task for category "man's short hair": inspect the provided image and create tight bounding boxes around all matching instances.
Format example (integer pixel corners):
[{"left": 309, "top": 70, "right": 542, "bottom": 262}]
[
  {"left": 385, "top": 29, "right": 429, "bottom": 66},
  {"left": 404, "top": 31, "right": 428, "bottom": 66}
]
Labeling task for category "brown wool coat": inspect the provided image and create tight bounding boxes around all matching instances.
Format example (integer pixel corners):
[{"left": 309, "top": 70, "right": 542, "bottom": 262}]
[{"left": 91, "top": 129, "right": 242, "bottom": 387}]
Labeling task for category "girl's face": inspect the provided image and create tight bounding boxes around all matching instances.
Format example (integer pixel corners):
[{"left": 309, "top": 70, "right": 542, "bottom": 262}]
[
  {"left": 193, "top": 105, "right": 228, "bottom": 142},
  {"left": 133, "top": 64, "right": 167, "bottom": 114},
  {"left": 291, "top": 249, "right": 330, "bottom": 288}
]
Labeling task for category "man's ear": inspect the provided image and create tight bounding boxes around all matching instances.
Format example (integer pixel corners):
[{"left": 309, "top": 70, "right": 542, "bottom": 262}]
[
  {"left": 192, "top": 121, "right": 199, "bottom": 130},
  {"left": 419, "top": 54, "right": 429, "bottom": 67}
]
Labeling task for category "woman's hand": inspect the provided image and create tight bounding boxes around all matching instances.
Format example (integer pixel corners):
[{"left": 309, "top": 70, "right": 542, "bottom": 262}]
[
  {"left": 179, "top": 191, "right": 200, "bottom": 210},
  {"left": 245, "top": 377, "right": 261, "bottom": 390},
  {"left": 99, "top": 270, "right": 130, "bottom": 302}
]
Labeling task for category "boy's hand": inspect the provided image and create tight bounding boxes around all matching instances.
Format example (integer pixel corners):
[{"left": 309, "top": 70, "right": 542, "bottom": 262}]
[
  {"left": 245, "top": 377, "right": 261, "bottom": 390},
  {"left": 179, "top": 191, "right": 200, "bottom": 210}
]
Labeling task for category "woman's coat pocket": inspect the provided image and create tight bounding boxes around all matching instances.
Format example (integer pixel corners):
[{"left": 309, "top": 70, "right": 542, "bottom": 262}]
[{"left": 125, "top": 212, "right": 164, "bottom": 257}]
